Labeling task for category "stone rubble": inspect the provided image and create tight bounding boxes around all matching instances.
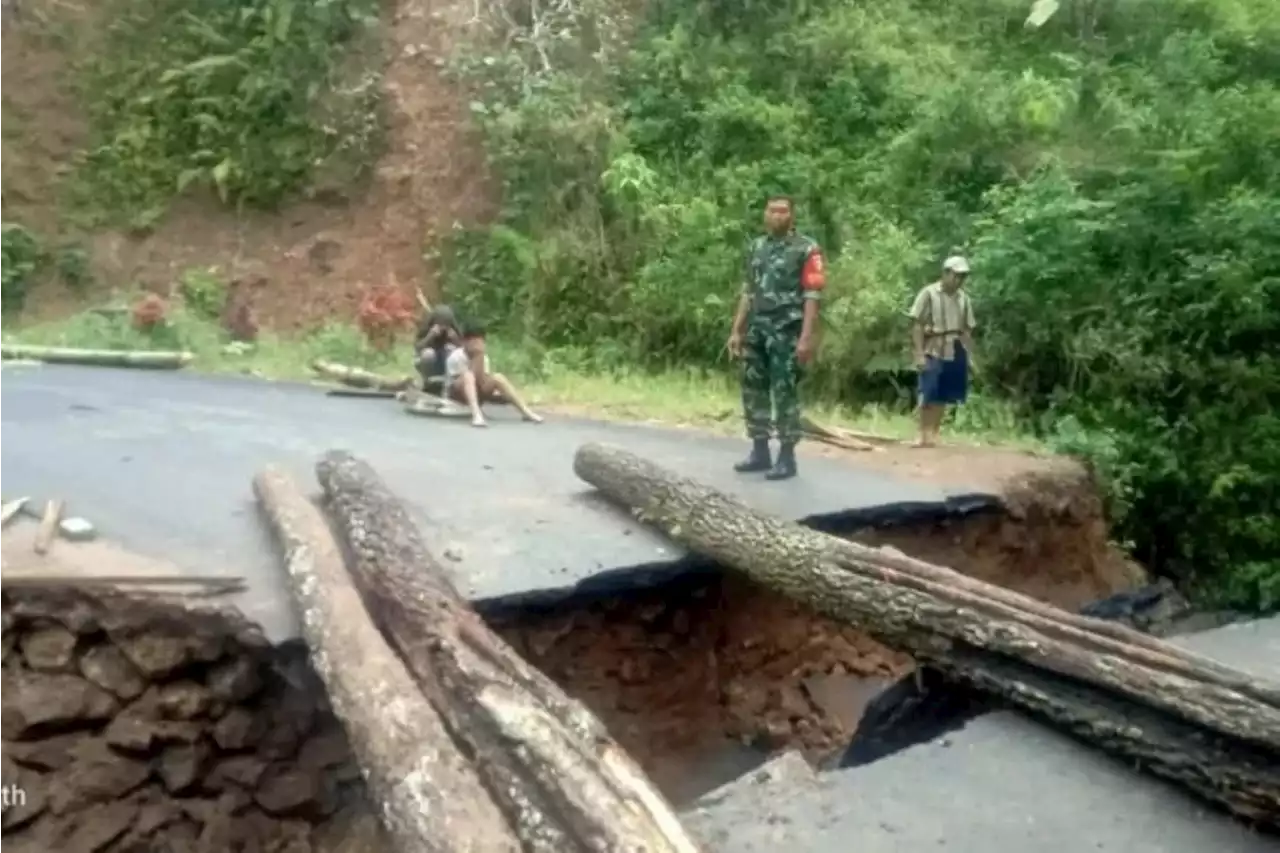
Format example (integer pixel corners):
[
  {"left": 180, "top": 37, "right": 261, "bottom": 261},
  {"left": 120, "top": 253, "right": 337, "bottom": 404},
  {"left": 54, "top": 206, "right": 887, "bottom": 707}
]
[{"left": 0, "top": 586, "right": 385, "bottom": 853}]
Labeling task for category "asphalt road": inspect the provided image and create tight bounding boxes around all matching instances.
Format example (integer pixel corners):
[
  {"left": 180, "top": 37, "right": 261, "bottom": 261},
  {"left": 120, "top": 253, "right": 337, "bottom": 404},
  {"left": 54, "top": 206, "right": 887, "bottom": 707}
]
[
  {"left": 5, "top": 364, "right": 1276, "bottom": 849},
  {"left": 0, "top": 364, "right": 995, "bottom": 639},
  {"left": 686, "top": 615, "right": 1280, "bottom": 852}
]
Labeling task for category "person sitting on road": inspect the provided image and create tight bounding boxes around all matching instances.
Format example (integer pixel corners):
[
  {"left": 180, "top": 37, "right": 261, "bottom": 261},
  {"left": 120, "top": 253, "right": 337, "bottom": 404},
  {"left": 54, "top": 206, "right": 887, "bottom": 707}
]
[
  {"left": 445, "top": 321, "right": 543, "bottom": 428},
  {"left": 413, "top": 304, "right": 461, "bottom": 391}
]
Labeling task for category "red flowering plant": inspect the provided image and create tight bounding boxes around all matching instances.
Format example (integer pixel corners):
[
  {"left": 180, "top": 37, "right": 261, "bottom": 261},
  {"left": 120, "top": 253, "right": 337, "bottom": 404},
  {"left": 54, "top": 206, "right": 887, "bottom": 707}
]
[
  {"left": 356, "top": 284, "right": 416, "bottom": 351},
  {"left": 131, "top": 293, "right": 169, "bottom": 332}
]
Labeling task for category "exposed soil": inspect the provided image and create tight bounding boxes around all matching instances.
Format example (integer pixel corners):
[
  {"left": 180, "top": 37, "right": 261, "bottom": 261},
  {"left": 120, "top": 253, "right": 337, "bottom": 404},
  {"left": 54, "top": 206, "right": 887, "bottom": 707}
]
[
  {"left": 488, "top": 573, "right": 914, "bottom": 805},
  {"left": 811, "top": 440, "right": 1147, "bottom": 608},
  {"left": 2, "top": 0, "right": 494, "bottom": 330}
]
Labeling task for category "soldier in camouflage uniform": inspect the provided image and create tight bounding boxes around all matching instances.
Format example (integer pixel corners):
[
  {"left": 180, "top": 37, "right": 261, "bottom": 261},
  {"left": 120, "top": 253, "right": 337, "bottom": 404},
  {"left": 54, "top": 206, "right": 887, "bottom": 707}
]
[{"left": 726, "top": 195, "right": 826, "bottom": 480}]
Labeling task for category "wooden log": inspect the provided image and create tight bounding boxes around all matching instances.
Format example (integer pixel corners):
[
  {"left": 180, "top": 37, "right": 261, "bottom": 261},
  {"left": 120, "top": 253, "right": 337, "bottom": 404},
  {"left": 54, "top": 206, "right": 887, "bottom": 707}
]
[
  {"left": 315, "top": 450, "right": 702, "bottom": 853},
  {"left": 1, "top": 345, "right": 194, "bottom": 369},
  {"left": 324, "top": 387, "right": 399, "bottom": 399},
  {"left": 572, "top": 442, "right": 1280, "bottom": 828},
  {"left": 32, "top": 499, "right": 64, "bottom": 555},
  {"left": 799, "top": 420, "right": 878, "bottom": 452},
  {"left": 310, "top": 359, "right": 414, "bottom": 392},
  {"left": 800, "top": 415, "right": 898, "bottom": 446},
  {"left": 254, "top": 466, "right": 519, "bottom": 853}
]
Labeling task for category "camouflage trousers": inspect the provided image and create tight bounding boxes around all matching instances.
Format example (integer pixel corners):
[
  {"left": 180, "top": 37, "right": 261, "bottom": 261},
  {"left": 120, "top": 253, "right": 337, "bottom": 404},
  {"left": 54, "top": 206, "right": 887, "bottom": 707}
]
[{"left": 741, "top": 320, "right": 803, "bottom": 444}]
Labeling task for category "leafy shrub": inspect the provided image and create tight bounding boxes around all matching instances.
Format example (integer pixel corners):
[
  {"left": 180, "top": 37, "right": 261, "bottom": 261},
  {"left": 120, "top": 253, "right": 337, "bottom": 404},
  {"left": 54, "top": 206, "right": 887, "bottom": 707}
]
[
  {"left": 179, "top": 267, "right": 229, "bottom": 322},
  {"left": 74, "top": 0, "right": 382, "bottom": 227},
  {"left": 53, "top": 243, "right": 93, "bottom": 294},
  {"left": 2, "top": 224, "right": 45, "bottom": 315}
]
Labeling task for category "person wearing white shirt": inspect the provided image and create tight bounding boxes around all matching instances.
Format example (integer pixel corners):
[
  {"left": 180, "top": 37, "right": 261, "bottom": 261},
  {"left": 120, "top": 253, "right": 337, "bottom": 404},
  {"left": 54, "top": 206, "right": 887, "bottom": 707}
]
[
  {"left": 445, "top": 321, "right": 543, "bottom": 428},
  {"left": 908, "top": 255, "right": 978, "bottom": 447}
]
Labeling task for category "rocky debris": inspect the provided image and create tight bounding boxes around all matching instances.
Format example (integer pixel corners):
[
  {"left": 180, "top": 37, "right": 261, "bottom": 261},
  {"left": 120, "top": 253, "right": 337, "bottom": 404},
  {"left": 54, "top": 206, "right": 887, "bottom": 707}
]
[
  {"left": 20, "top": 623, "right": 79, "bottom": 671},
  {"left": 2, "top": 671, "right": 120, "bottom": 739},
  {"left": 79, "top": 645, "right": 147, "bottom": 700},
  {"left": 1, "top": 586, "right": 380, "bottom": 853}
]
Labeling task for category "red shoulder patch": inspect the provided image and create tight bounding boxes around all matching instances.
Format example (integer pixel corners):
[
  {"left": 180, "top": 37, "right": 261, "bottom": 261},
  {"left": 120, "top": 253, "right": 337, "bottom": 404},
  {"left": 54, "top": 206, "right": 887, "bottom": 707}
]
[{"left": 801, "top": 248, "right": 826, "bottom": 290}]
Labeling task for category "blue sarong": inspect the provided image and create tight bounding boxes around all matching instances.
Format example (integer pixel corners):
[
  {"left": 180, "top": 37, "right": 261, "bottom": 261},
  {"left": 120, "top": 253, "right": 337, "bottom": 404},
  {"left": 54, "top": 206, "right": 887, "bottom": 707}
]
[{"left": 919, "top": 342, "right": 969, "bottom": 405}]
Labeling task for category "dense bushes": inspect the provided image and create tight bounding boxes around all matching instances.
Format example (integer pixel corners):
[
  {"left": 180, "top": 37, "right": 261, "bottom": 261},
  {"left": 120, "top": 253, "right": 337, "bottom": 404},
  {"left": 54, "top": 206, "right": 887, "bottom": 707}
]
[
  {"left": 72, "top": 0, "right": 383, "bottom": 229},
  {"left": 444, "top": 0, "right": 1280, "bottom": 609}
]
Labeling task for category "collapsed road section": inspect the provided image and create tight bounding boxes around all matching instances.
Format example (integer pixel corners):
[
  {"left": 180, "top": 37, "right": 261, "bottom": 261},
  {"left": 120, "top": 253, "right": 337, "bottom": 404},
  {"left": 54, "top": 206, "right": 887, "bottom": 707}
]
[{"left": 6, "top": 447, "right": 1277, "bottom": 853}]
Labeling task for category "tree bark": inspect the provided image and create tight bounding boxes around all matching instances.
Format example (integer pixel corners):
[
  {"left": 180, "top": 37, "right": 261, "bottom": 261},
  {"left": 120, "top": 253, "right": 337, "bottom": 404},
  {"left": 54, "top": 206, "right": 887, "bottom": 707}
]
[
  {"left": 573, "top": 442, "right": 1280, "bottom": 828},
  {"left": 1, "top": 345, "right": 194, "bottom": 368},
  {"left": 253, "top": 466, "right": 520, "bottom": 853},
  {"left": 315, "top": 450, "right": 702, "bottom": 853}
]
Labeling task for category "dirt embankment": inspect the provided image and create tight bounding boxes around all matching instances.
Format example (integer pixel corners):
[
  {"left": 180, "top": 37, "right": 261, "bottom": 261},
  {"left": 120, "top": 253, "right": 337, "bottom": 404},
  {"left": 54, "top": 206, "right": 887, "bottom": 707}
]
[{"left": 1, "top": 0, "right": 493, "bottom": 329}]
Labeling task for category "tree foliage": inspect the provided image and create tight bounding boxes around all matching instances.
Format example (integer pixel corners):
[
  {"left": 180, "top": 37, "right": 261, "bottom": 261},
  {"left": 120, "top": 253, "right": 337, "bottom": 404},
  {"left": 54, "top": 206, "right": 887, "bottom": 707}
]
[
  {"left": 72, "top": 0, "right": 383, "bottom": 229},
  {"left": 445, "top": 0, "right": 1280, "bottom": 610}
]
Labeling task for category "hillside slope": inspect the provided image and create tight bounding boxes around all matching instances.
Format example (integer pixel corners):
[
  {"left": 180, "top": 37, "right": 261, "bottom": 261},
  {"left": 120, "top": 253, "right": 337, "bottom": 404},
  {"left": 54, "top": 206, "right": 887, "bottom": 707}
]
[{"left": 1, "top": 0, "right": 493, "bottom": 330}]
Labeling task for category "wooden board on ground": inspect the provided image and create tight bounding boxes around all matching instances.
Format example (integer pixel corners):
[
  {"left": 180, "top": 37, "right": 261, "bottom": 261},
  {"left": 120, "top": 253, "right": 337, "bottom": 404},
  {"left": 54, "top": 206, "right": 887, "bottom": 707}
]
[
  {"left": 1, "top": 526, "right": 244, "bottom": 597},
  {"left": 400, "top": 388, "right": 469, "bottom": 419}
]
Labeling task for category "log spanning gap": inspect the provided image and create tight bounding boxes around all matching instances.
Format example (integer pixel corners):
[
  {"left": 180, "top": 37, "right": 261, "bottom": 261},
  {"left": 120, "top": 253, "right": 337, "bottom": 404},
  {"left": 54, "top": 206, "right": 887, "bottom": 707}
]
[
  {"left": 572, "top": 442, "right": 1280, "bottom": 831},
  {"left": 255, "top": 452, "right": 700, "bottom": 853}
]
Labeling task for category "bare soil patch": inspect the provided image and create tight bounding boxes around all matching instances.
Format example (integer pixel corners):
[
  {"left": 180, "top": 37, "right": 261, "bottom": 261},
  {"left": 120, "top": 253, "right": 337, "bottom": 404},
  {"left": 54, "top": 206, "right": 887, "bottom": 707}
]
[
  {"left": 2, "top": 0, "right": 495, "bottom": 331},
  {"left": 810, "top": 441, "right": 1146, "bottom": 608}
]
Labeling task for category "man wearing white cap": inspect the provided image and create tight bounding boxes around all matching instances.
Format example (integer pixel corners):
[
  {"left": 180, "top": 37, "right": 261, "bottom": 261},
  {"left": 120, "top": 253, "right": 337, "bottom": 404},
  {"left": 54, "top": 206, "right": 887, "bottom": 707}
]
[{"left": 908, "top": 255, "right": 977, "bottom": 447}]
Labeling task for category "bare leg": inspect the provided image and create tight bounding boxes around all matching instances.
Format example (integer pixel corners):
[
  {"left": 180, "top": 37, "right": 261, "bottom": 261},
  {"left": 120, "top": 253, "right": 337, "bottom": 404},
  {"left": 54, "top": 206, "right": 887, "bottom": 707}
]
[
  {"left": 912, "top": 403, "right": 942, "bottom": 448},
  {"left": 926, "top": 404, "right": 945, "bottom": 445},
  {"left": 488, "top": 373, "right": 542, "bottom": 423},
  {"left": 456, "top": 371, "right": 487, "bottom": 427}
]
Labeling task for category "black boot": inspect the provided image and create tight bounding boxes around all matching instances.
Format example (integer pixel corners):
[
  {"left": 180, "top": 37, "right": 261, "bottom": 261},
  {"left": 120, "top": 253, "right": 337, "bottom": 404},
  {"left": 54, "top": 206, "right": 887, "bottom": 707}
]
[
  {"left": 733, "top": 438, "right": 772, "bottom": 473},
  {"left": 765, "top": 442, "right": 797, "bottom": 480}
]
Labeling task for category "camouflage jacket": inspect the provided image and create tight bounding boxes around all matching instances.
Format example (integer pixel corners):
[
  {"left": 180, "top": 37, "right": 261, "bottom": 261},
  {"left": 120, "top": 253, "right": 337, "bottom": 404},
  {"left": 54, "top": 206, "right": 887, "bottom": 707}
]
[{"left": 742, "top": 233, "right": 825, "bottom": 327}]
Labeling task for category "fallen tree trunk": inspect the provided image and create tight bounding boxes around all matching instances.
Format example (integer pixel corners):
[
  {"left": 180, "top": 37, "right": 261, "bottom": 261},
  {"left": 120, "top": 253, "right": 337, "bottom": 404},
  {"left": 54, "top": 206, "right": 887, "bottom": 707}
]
[
  {"left": 254, "top": 466, "right": 519, "bottom": 853},
  {"left": 573, "top": 442, "right": 1280, "bottom": 828},
  {"left": 310, "top": 359, "right": 414, "bottom": 391},
  {"left": 316, "top": 450, "right": 701, "bottom": 853},
  {"left": 1, "top": 345, "right": 194, "bottom": 369}
]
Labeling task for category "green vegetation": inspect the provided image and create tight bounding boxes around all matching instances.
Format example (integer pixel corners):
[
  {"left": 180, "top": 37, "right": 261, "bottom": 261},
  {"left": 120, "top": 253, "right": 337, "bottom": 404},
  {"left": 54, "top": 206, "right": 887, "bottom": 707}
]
[
  {"left": 2, "top": 224, "right": 44, "bottom": 314},
  {"left": 445, "top": 0, "right": 1280, "bottom": 610},
  {"left": 68, "top": 0, "right": 384, "bottom": 229},
  {"left": 0, "top": 224, "right": 93, "bottom": 311}
]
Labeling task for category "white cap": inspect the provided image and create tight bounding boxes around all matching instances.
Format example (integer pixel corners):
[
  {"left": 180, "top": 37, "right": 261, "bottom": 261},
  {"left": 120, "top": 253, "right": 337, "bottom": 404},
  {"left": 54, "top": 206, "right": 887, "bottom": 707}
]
[{"left": 943, "top": 255, "right": 970, "bottom": 274}]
